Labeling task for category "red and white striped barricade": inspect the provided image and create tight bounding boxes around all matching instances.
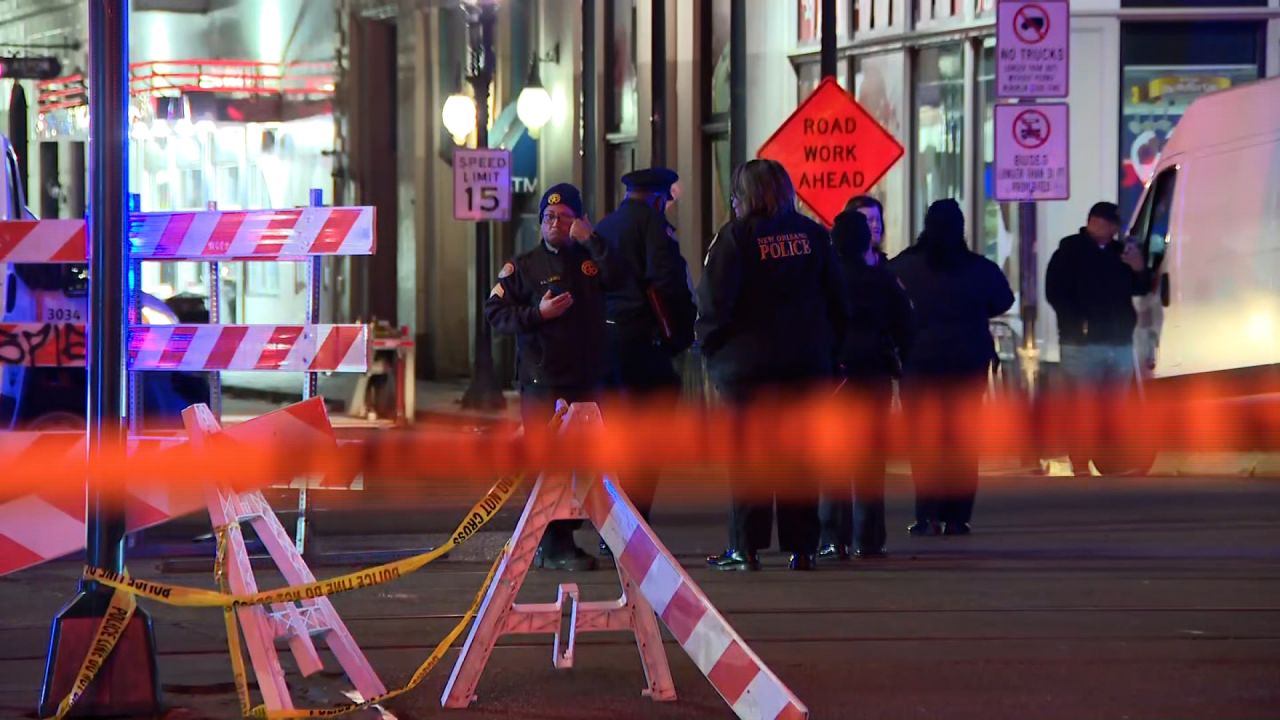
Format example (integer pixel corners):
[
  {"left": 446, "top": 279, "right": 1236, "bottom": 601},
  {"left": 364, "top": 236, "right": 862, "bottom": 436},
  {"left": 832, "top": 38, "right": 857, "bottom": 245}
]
[
  {"left": 0, "top": 397, "right": 351, "bottom": 578},
  {"left": 442, "top": 402, "right": 809, "bottom": 720},
  {"left": 182, "top": 402, "right": 385, "bottom": 714}
]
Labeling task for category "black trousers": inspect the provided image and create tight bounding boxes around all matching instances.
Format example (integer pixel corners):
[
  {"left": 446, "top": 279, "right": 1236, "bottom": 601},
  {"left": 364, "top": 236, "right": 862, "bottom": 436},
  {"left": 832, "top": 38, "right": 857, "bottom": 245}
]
[
  {"left": 900, "top": 374, "right": 987, "bottom": 526},
  {"left": 520, "top": 384, "right": 596, "bottom": 553},
  {"left": 603, "top": 327, "right": 682, "bottom": 522},
  {"left": 819, "top": 376, "right": 893, "bottom": 551},
  {"left": 721, "top": 381, "right": 821, "bottom": 555}
]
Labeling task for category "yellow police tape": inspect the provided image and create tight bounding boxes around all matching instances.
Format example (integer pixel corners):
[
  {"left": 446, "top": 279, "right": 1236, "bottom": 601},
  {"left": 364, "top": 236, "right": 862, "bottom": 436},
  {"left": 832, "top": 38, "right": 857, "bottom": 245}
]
[
  {"left": 51, "top": 574, "right": 138, "bottom": 720},
  {"left": 214, "top": 522, "right": 507, "bottom": 719},
  {"left": 80, "top": 474, "right": 521, "bottom": 608}
]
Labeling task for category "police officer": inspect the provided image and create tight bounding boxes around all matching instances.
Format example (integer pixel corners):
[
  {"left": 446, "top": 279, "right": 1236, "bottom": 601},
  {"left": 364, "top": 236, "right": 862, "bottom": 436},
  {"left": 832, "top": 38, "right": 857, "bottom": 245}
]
[
  {"left": 592, "top": 167, "right": 697, "bottom": 541},
  {"left": 696, "top": 159, "right": 848, "bottom": 571},
  {"left": 485, "top": 182, "right": 617, "bottom": 571}
]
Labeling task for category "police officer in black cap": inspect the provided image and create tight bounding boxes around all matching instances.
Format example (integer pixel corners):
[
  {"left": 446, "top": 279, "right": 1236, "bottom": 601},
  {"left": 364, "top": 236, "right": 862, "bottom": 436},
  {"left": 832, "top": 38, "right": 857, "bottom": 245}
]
[
  {"left": 485, "top": 182, "right": 619, "bottom": 571},
  {"left": 592, "top": 167, "right": 697, "bottom": 541}
]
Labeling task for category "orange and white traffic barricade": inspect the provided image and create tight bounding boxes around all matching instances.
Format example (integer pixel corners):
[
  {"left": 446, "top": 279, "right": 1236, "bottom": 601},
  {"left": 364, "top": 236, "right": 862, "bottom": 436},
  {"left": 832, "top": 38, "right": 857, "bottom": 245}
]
[
  {"left": 443, "top": 401, "right": 809, "bottom": 720},
  {"left": 182, "top": 402, "right": 386, "bottom": 714},
  {"left": 0, "top": 396, "right": 343, "bottom": 578}
]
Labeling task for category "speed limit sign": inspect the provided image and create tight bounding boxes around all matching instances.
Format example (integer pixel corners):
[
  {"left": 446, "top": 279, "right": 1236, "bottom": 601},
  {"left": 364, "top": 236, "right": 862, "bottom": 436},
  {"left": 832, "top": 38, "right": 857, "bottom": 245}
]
[{"left": 454, "top": 148, "right": 512, "bottom": 221}]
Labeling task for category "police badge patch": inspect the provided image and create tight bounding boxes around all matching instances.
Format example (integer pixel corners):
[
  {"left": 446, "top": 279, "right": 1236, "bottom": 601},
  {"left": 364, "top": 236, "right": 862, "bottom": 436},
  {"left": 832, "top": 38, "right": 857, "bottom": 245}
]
[
  {"left": 581, "top": 260, "right": 599, "bottom": 277},
  {"left": 547, "top": 193, "right": 562, "bottom": 205},
  {"left": 498, "top": 262, "right": 515, "bottom": 279}
]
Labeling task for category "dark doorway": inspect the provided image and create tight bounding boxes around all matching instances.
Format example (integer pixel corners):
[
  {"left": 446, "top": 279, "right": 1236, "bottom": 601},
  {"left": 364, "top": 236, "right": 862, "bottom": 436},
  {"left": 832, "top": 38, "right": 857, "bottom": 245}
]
[
  {"left": 38, "top": 142, "right": 58, "bottom": 218},
  {"left": 349, "top": 15, "right": 400, "bottom": 325}
]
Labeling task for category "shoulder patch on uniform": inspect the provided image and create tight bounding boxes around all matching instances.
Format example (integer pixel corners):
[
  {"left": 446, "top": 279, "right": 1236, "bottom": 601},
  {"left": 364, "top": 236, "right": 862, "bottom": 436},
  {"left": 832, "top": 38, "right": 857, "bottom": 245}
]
[
  {"left": 498, "top": 262, "right": 515, "bottom": 279},
  {"left": 580, "top": 260, "right": 599, "bottom": 277},
  {"left": 490, "top": 283, "right": 505, "bottom": 298}
]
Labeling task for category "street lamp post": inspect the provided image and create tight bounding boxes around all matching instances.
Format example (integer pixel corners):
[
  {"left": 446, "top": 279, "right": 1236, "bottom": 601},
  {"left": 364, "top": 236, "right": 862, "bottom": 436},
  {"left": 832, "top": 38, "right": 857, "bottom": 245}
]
[{"left": 458, "top": 0, "right": 506, "bottom": 410}]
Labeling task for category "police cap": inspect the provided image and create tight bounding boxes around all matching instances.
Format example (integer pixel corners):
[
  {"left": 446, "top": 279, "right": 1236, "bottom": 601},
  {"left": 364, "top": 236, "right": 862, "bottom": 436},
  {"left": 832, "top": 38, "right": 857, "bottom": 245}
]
[{"left": 621, "top": 167, "right": 679, "bottom": 198}]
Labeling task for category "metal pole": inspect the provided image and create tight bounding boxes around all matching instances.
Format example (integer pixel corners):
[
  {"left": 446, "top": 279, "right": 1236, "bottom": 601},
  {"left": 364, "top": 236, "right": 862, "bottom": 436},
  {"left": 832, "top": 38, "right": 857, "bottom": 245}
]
[
  {"left": 207, "top": 201, "right": 222, "bottom": 420},
  {"left": 304, "top": 188, "right": 324, "bottom": 401},
  {"left": 582, "top": 0, "right": 597, "bottom": 217},
  {"left": 820, "top": 0, "right": 838, "bottom": 79},
  {"left": 729, "top": 0, "right": 746, "bottom": 171},
  {"left": 40, "top": 0, "right": 160, "bottom": 713},
  {"left": 460, "top": 0, "right": 506, "bottom": 409},
  {"left": 127, "top": 193, "right": 142, "bottom": 437},
  {"left": 296, "top": 188, "right": 325, "bottom": 555},
  {"left": 651, "top": 0, "right": 666, "bottom": 165},
  {"left": 1016, "top": 98, "right": 1040, "bottom": 396},
  {"left": 85, "top": 0, "right": 129, "bottom": 604}
]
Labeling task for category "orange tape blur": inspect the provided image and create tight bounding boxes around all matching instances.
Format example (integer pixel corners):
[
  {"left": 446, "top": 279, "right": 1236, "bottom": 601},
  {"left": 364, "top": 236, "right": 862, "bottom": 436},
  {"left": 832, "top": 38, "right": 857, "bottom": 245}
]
[{"left": 2, "top": 383, "right": 1279, "bottom": 506}]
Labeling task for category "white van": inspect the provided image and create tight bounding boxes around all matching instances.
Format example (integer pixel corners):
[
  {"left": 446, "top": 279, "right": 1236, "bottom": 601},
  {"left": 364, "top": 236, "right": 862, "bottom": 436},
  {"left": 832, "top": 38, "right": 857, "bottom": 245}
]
[{"left": 1129, "top": 76, "right": 1280, "bottom": 389}]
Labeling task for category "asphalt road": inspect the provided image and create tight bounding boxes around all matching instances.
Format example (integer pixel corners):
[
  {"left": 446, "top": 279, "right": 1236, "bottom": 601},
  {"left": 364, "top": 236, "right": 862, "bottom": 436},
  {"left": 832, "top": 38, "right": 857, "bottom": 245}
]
[{"left": 2, "top": 472, "right": 1278, "bottom": 720}]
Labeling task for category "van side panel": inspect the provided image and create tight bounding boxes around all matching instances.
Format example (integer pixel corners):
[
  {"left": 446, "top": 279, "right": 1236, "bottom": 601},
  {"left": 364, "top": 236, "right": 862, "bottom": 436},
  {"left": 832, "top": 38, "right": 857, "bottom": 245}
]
[{"left": 1158, "top": 135, "right": 1280, "bottom": 378}]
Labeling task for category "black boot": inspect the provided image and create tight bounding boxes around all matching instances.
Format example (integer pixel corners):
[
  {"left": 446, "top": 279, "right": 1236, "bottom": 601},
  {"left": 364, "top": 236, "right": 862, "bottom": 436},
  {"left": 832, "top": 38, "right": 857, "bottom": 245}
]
[
  {"left": 707, "top": 549, "right": 761, "bottom": 571},
  {"left": 788, "top": 553, "right": 817, "bottom": 571},
  {"left": 818, "top": 543, "right": 851, "bottom": 560}
]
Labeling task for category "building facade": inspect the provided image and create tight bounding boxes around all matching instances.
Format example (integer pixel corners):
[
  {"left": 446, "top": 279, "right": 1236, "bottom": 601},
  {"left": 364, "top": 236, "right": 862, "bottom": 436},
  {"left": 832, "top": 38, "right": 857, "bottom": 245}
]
[{"left": 1, "top": 0, "right": 1276, "bottom": 387}]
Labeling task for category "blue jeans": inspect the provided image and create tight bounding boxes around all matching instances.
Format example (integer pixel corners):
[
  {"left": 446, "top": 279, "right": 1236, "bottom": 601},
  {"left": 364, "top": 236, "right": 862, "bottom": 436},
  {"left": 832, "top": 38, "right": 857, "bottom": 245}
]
[
  {"left": 1059, "top": 343, "right": 1135, "bottom": 386},
  {"left": 1059, "top": 343, "right": 1135, "bottom": 472}
]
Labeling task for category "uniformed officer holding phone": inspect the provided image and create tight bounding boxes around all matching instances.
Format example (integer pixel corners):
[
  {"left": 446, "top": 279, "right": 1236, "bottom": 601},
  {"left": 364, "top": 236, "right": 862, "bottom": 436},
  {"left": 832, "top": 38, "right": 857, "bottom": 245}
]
[{"left": 485, "top": 183, "right": 617, "bottom": 570}]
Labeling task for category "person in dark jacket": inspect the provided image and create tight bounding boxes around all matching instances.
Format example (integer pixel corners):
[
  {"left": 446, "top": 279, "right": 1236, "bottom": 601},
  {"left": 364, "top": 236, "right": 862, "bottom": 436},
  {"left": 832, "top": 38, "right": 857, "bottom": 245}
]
[
  {"left": 1045, "top": 201, "right": 1150, "bottom": 475},
  {"left": 697, "top": 159, "right": 849, "bottom": 571},
  {"left": 818, "top": 209, "right": 914, "bottom": 560},
  {"left": 592, "top": 167, "right": 696, "bottom": 542},
  {"left": 889, "top": 199, "right": 1014, "bottom": 537},
  {"left": 485, "top": 182, "right": 619, "bottom": 570}
]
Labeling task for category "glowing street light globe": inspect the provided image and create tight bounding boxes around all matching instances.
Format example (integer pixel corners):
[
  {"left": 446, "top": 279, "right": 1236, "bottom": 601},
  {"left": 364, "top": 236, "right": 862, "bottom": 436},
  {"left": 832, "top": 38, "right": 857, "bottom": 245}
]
[
  {"left": 442, "top": 93, "right": 477, "bottom": 144},
  {"left": 516, "top": 84, "right": 553, "bottom": 136}
]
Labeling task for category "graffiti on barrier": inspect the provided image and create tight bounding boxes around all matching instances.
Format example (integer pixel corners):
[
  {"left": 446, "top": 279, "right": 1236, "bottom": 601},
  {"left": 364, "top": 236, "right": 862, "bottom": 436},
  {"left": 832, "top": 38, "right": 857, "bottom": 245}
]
[{"left": 0, "top": 323, "right": 87, "bottom": 368}]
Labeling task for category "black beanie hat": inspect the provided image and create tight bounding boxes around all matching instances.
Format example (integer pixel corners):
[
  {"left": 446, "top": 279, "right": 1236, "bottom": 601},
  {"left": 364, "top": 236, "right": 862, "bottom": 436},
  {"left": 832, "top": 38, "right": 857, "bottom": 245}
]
[
  {"left": 539, "top": 183, "right": 584, "bottom": 222},
  {"left": 832, "top": 208, "right": 873, "bottom": 262}
]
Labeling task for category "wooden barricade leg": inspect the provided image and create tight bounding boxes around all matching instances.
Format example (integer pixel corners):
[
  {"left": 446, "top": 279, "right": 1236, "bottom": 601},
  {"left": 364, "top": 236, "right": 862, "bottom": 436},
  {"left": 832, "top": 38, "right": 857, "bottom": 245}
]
[
  {"left": 443, "top": 402, "right": 807, "bottom": 720},
  {"left": 184, "top": 403, "right": 386, "bottom": 714},
  {"left": 442, "top": 402, "right": 678, "bottom": 709}
]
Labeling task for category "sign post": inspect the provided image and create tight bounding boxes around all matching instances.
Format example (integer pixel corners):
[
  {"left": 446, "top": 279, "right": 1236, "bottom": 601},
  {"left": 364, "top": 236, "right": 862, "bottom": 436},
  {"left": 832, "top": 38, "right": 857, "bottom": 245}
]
[
  {"left": 996, "top": 0, "right": 1070, "bottom": 386},
  {"left": 39, "top": 0, "right": 161, "bottom": 714},
  {"left": 757, "top": 77, "right": 904, "bottom": 227}
]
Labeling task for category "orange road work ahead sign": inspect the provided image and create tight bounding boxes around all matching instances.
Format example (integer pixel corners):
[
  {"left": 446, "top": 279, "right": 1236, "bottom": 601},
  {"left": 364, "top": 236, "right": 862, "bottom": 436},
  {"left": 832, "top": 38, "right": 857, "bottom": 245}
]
[{"left": 758, "top": 77, "right": 904, "bottom": 227}]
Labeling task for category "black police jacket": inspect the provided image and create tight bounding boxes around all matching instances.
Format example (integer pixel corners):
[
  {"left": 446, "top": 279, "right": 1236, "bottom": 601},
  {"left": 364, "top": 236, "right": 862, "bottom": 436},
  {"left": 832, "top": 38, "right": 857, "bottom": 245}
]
[
  {"left": 592, "top": 198, "right": 696, "bottom": 354},
  {"left": 695, "top": 211, "right": 848, "bottom": 390},
  {"left": 1045, "top": 230, "right": 1150, "bottom": 346},
  {"left": 888, "top": 245, "right": 1014, "bottom": 378},
  {"left": 484, "top": 236, "right": 617, "bottom": 389}
]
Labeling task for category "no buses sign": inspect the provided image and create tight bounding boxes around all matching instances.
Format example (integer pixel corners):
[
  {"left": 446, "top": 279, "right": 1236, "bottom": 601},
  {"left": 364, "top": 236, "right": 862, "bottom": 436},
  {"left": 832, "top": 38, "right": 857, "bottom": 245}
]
[
  {"left": 454, "top": 148, "right": 512, "bottom": 221},
  {"left": 994, "top": 103, "right": 1069, "bottom": 201}
]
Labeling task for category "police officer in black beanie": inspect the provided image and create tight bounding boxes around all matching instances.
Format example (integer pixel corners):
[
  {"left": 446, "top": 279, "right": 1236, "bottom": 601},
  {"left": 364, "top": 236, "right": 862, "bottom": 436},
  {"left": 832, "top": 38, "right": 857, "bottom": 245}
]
[
  {"left": 485, "top": 182, "right": 619, "bottom": 570},
  {"left": 819, "top": 208, "right": 914, "bottom": 560}
]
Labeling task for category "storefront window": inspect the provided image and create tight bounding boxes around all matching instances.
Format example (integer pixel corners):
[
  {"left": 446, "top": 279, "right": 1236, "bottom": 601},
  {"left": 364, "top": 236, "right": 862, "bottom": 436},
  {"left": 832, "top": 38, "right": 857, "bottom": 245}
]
[
  {"left": 913, "top": 43, "right": 965, "bottom": 238},
  {"left": 608, "top": 0, "right": 639, "bottom": 137},
  {"left": 978, "top": 38, "right": 1019, "bottom": 308},
  {"left": 703, "top": 0, "right": 733, "bottom": 251},
  {"left": 1118, "top": 22, "right": 1262, "bottom": 224},
  {"left": 797, "top": 0, "right": 852, "bottom": 45},
  {"left": 605, "top": 0, "right": 638, "bottom": 210},
  {"left": 853, "top": 50, "right": 908, "bottom": 255},
  {"left": 708, "top": 0, "right": 732, "bottom": 117}
]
